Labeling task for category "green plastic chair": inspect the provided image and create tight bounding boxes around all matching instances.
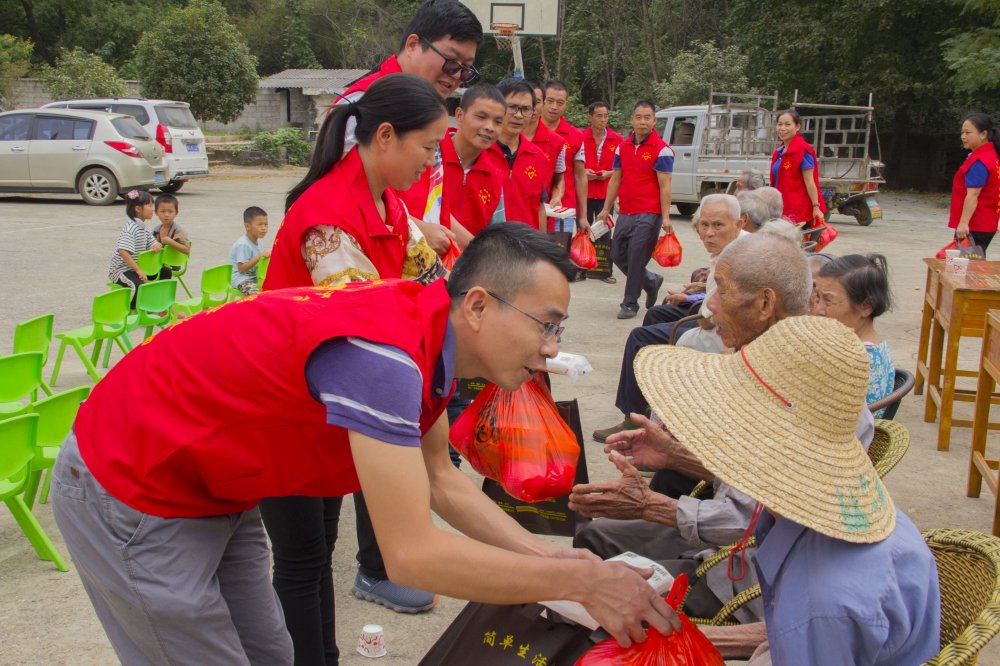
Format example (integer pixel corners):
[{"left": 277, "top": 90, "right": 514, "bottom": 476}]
[
  {"left": 257, "top": 254, "right": 269, "bottom": 290},
  {"left": 161, "top": 241, "right": 192, "bottom": 298},
  {"left": 0, "top": 352, "right": 43, "bottom": 418},
  {"left": 136, "top": 248, "right": 163, "bottom": 280},
  {"left": 50, "top": 288, "right": 133, "bottom": 385},
  {"left": 23, "top": 386, "right": 89, "bottom": 509},
  {"left": 13, "top": 314, "right": 55, "bottom": 399},
  {"left": 0, "top": 413, "right": 68, "bottom": 571},
  {"left": 126, "top": 278, "right": 177, "bottom": 341},
  {"left": 176, "top": 264, "right": 234, "bottom": 315}
]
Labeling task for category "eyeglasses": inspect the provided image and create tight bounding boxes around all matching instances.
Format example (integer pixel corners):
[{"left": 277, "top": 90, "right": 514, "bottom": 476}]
[
  {"left": 461, "top": 289, "right": 564, "bottom": 341},
  {"left": 420, "top": 38, "right": 479, "bottom": 84},
  {"left": 506, "top": 104, "right": 534, "bottom": 117}
]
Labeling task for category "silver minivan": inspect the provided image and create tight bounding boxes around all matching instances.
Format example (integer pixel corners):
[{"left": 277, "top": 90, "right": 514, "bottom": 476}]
[
  {"left": 0, "top": 108, "right": 167, "bottom": 205},
  {"left": 43, "top": 98, "right": 209, "bottom": 193}
]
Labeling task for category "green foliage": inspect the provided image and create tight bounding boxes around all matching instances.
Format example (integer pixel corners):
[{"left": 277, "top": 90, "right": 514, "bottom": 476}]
[
  {"left": 249, "top": 127, "right": 311, "bottom": 165},
  {"left": 133, "top": 0, "right": 258, "bottom": 123},
  {"left": 943, "top": 0, "right": 1000, "bottom": 94},
  {"left": 655, "top": 41, "right": 755, "bottom": 107},
  {"left": 39, "top": 47, "right": 128, "bottom": 99},
  {"left": 0, "top": 34, "right": 33, "bottom": 110},
  {"left": 282, "top": 0, "right": 321, "bottom": 69}
]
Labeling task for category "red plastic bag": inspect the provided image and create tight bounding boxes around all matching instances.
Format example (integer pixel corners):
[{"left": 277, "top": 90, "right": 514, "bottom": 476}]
[
  {"left": 570, "top": 231, "right": 598, "bottom": 269},
  {"left": 441, "top": 240, "right": 462, "bottom": 271},
  {"left": 575, "top": 576, "right": 725, "bottom": 666},
  {"left": 652, "top": 232, "right": 682, "bottom": 267},
  {"left": 449, "top": 376, "right": 580, "bottom": 502},
  {"left": 936, "top": 236, "right": 972, "bottom": 259}
]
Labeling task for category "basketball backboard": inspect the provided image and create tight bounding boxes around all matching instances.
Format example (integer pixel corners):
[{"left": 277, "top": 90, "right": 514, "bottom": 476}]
[{"left": 460, "top": 0, "right": 561, "bottom": 37}]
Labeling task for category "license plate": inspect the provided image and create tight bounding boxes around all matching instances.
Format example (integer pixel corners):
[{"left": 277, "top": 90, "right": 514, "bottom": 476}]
[
  {"left": 867, "top": 198, "right": 882, "bottom": 218},
  {"left": 821, "top": 187, "right": 835, "bottom": 199},
  {"left": 154, "top": 172, "right": 164, "bottom": 182},
  {"left": 186, "top": 143, "right": 199, "bottom": 153}
]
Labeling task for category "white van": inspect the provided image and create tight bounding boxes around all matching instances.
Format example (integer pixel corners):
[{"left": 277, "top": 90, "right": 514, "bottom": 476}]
[{"left": 43, "top": 98, "right": 209, "bottom": 193}]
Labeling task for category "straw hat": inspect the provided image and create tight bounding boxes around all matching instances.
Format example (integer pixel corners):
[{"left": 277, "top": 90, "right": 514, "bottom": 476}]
[{"left": 634, "top": 315, "right": 895, "bottom": 543}]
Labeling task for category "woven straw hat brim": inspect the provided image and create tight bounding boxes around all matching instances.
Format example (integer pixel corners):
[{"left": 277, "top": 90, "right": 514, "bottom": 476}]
[{"left": 634, "top": 316, "right": 896, "bottom": 544}]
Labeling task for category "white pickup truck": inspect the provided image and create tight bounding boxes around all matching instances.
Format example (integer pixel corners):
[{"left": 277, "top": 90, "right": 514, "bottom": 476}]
[{"left": 657, "top": 92, "right": 885, "bottom": 226}]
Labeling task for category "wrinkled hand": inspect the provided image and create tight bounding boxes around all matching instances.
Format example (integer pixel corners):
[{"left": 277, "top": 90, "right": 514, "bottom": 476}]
[
  {"left": 581, "top": 561, "right": 682, "bottom": 647},
  {"left": 602, "top": 413, "right": 679, "bottom": 470},
  {"left": 568, "top": 452, "right": 654, "bottom": 520},
  {"left": 666, "top": 292, "right": 688, "bottom": 306},
  {"left": 414, "top": 219, "right": 456, "bottom": 254},
  {"left": 682, "top": 281, "right": 706, "bottom": 293}
]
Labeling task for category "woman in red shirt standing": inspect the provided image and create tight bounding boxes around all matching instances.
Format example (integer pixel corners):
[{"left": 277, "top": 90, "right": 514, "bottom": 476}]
[
  {"left": 950, "top": 112, "right": 1000, "bottom": 251},
  {"left": 262, "top": 73, "right": 448, "bottom": 666},
  {"left": 770, "top": 109, "right": 827, "bottom": 225}
]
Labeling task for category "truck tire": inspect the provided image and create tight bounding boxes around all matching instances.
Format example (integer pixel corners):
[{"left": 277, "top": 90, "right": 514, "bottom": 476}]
[
  {"left": 158, "top": 180, "right": 185, "bottom": 194},
  {"left": 675, "top": 202, "right": 698, "bottom": 216},
  {"left": 77, "top": 167, "right": 119, "bottom": 206},
  {"left": 839, "top": 200, "right": 874, "bottom": 226}
]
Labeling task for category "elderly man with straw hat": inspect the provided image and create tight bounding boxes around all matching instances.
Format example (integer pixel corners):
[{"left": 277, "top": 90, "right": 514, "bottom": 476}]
[
  {"left": 572, "top": 234, "right": 875, "bottom": 623},
  {"left": 631, "top": 322, "right": 941, "bottom": 659}
]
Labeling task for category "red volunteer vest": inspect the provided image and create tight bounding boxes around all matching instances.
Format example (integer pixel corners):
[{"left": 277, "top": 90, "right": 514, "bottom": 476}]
[
  {"left": 75, "top": 280, "right": 454, "bottom": 518},
  {"left": 618, "top": 129, "right": 670, "bottom": 216},
  {"left": 583, "top": 127, "right": 623, "bottom": 201},
  {"left": 264, "top": 148, "right": 409, "bottom": 290},
  {"left": 553, "top": 117, "right": 584, "bottom": 211},
  {"left": 490, "top": 137, "right": 549, "bottom": 227},
  {"left": 527, "top": 121, "right": 564, "bottom": 190},
  {"left": 342, "top": 55, "right": 402, "bottom": 99},
  {"left": 949, "top": 142, "right": 1000, "bottom": 233},
  {"left": 398, "top": 131, "right": 506, "bottom": 237},
  {"left": 771, "top": 133, "right": 827, "bottom": 224}
]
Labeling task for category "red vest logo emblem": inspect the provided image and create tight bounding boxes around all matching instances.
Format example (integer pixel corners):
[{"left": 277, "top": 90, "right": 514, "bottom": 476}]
[
  {"left": 479, "top": 188, "right": 491, "bottom": 205},
  {"left": 525, "top": 166, "right": 537, "bottom": 180}
]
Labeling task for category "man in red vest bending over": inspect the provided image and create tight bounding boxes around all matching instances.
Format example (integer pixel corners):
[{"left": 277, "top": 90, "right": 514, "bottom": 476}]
[{"left": 51, "top": 224, "right": 679, "bottom": 665}]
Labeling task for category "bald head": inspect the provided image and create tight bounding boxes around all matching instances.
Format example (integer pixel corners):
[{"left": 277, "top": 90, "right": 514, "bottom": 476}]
[{"left": 719, "top": 233, "right": 812, "bottom": 316}]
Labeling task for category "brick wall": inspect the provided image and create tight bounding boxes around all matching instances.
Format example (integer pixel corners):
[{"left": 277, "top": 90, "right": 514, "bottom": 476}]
[{"left": 7, "top": 78, "right": 142, "bottom": 110}]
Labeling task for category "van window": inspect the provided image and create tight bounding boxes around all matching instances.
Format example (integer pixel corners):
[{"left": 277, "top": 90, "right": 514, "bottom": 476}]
[
  {"left": 670, "top": 117, "right": 698, "bottom": 146},
  {"left": 111, "top": 117, "right": 150, "bottom": 140},
  {"left": 155, "top": 104, "right": 198, "bottom": 128},
  {"left": 111, "top": 104, "right": 150, "bottom": 125},
  {"left": 33, "top": 116, "right": 95, "bottom": 141},
  {"left": 0, "top": 114, "right": 32, "bottom": 141}
]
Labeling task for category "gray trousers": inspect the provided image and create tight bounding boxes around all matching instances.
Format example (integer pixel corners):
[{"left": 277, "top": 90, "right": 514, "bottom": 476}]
[
  {"left": 51, "top": 431, "right": 293, "bottom": 665},
  {"left": 610, "top": 213, "right": 661, "bottom": 309}
]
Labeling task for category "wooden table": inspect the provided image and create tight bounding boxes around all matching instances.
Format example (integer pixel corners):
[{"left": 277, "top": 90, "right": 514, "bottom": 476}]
[
  {"left": 967, "top": 310, "right": 1000, "bottom": 536},
  {"left": 918, "top": 259, "right": 1000, "bottom": 450}
]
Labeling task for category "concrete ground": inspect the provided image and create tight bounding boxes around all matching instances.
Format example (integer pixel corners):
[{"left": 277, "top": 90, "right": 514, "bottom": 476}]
[{"left": 1, "top": 170, "right": 998, "bottom": 665}]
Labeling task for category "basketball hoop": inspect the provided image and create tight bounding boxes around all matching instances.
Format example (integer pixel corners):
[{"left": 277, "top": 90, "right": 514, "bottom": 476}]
[{"left": 491, "top": 22, "right": 519, "bottom": 50}]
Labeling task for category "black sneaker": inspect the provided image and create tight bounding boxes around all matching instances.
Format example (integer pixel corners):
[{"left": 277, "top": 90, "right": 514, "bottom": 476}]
[
  {"left": 645, "top": 274, "right": 664, "bottom": 309},
  {"left": 617, "top": 305, "right": 638, "bottom": 319}
]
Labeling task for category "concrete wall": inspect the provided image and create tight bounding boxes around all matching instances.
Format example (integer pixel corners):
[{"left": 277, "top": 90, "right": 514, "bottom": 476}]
[{"left": 8, "top": 78, "right": 316, "bottom": 133}]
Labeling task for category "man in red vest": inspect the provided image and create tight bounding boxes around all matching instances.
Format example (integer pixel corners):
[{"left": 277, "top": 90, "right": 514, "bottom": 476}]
[
  {"left": 523, "top": 79, "right": 567, "bottom": 213},
  {"left": 577, "top": 100, "right": 623, "bottom": 283},
  {"left": 50, "top": 224, "right": 680, "bottom": 664},
  {"left": 491, "top": 79, "right": 551, "bottom": 231},
  {"left": 596, "top": 101, "right": 674, "bottom": 319}
]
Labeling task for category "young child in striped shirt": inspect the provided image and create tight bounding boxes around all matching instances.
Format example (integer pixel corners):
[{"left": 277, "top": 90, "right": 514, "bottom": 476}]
[{"left": 108, "top": 189, "right": 165, "bottom": 307}]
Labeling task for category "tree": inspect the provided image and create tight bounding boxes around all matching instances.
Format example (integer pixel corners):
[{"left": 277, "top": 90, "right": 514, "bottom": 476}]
[
  {"left": 282, "top": 0, "right": 321, "bottom": 69},
  {"left": 39, "top": 47, "right": 128, "bottom": 99},
  {"left": 943, "top": 0, "right": 1000, "bottom": 94},
  {"left": 0, "top": 35, "right": 33, "bottom": 110},
  {"left": 655, "top": 41, "right": 755, "bottom": 107},
  {"left": 133, "top": 0, "right": 259, "bottom": 123}
]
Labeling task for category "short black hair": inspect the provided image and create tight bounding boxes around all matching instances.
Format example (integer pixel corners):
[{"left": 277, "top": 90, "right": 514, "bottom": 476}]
[
  {"left": 244, "top": 206, "right": 268, "bottom": 224},
  {"left": 632, "top": 100, "right": 655, "bottom": 114},
  {"left": 818, "top": 253, "right": 893, "bottom": 318},
  {"left": 497, "top": 78, "right": 536, "bottom": 107},
  {"left": 124, "top": 189, "right": 154, "bottom": 220},
  {"left": 447, "top": 223, "right": 575, "bottom": 300},
  {"left": 523, "top": 79, "right": 543, "bottom": 96},
  {"left": 154, "top": 193, "right": 178, "bottom": 212},
  {"left": 588, "top": 101, "right": 610, "bottom": 115},
  {"left": 543, "top": 80, "right": 568, "bottom": 96},
  {"left": 460, "top": 83, "right": 506, "bottom": 111},
  {"left": 778, "top": 108, "right": 802, "bottom": 126},
  {"left": 398, "top": 0, "right": 484, "bottom": 52}
]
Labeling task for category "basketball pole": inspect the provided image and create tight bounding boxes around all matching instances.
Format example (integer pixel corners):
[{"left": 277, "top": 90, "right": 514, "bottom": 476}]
[{"left": 511, "top": 35, "right": 525, "bottom": 79}]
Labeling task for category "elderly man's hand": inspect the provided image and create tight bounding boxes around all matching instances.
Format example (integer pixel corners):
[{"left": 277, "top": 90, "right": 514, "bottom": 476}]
[
  {"left": 568, "top": 452, "right": 655, "bottom": 520},
  {"left": 602, "top": 413, "right": 678, "bottom": 469}
]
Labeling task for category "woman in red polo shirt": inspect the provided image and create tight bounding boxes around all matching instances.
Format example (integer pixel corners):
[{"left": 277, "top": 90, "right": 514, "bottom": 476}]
[
  {"left": 770, "top": 109, "right": 826, "bottom": 225},
  {"left": 950, "top": 112, "right": 1000, "bottom": 251},
  {"left": 262, "top": 73, "right": 449, "bottom": 665}
]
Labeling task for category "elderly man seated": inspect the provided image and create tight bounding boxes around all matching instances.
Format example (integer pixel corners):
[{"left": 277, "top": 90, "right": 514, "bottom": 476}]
[
  {"left": 633, "top": 314, "right": 940, "bottom": 664},
  {"left": 756, "top": 185, "right": 785, "bottom": 220},
  {"left": 572, "top": 233, "right": 876, "bottom": 624},
  {"left": 593, "top": 194, "right": 747, "bottom": 443},
  {"left": 736, "top": 191, "right": 770, "bottom": 232}
]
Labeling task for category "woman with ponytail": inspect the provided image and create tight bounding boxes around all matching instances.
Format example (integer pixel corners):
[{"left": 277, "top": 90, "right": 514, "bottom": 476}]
[
  {"left": 950, "top": 112, "right": 1000, "bottom": 251},
  {"left": 259, "top": 72, "right": 448, "bottom": 665}
]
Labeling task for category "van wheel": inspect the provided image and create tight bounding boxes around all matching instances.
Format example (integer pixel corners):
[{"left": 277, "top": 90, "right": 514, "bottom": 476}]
[
  {"left": 675, "top": 202, "right": 698, "bottom": 216},
  {"left": 78, "top": 167, "right": 119, "bottom": 205},
  {"left": 158, "top": 180, "right": 185, "bottom": 194}
]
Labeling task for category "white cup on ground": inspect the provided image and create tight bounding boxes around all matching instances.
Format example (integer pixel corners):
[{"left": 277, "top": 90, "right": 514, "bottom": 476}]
[
  {"left": 357, "top": 624, "right": 386, "bottom": 658},
  {"left": 946, "top": 248, "right": 961, "bottom": 272},
  {"left": 954, "top": 257, "right": 970, "bottom": 276}
]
